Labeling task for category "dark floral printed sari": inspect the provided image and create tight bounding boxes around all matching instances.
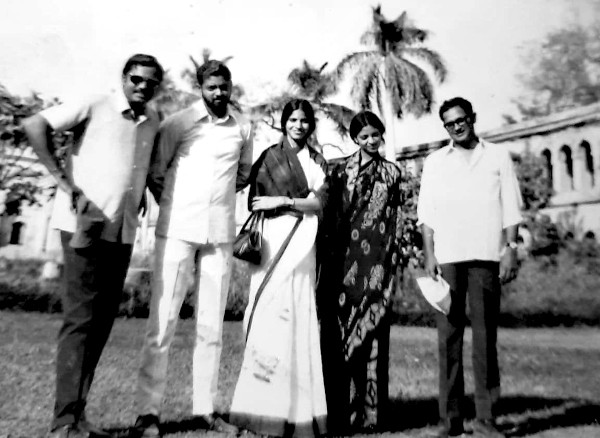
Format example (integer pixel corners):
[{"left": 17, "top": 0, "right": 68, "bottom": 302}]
[{"left": 318, "top": 150, "right": 403, "bottom": 432}]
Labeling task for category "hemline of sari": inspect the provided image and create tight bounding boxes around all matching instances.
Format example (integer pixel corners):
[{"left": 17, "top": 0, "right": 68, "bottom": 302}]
[{"left": 231, "top": 412, "right": 327, "bottom": 438}]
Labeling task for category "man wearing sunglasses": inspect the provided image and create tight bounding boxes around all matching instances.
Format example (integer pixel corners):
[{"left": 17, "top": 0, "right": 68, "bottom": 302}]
[
  {"left": 417, "top": 97, "right": 523, "bottom": 438},
  {"left": 23, "top": 54, "right": 164, "bottom": 438},
  {"left": 131, "top": 60, "right": 252, "bottom": 438}
]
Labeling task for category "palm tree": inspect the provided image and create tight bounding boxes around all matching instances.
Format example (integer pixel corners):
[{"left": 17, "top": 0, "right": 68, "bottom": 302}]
[
  {"left": 335, "top": 5, "right": 447, "bottom": 159},
  {"left": 251, "top": 60, "right": 355, "bottom": 139}
]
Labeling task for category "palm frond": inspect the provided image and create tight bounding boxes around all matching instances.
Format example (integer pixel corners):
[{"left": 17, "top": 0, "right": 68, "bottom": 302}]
[
  {"left": 318, "top": 102, "right": 355, "bottom": 137},
  {"left": 287, "top": 60, "right": 337, "bottom": 102},
  {"left": 373, "top": 81, "right": 383, "bottom": 117},
  {"left": 390, "top": 54, "right": 434, "bottom": 117},
  {"left": 189, "top": 55, "right": 201, "bottom": 70},
  {"left": 333, "top": 51, "right": 379, "bottom": 83},
  {"left": 249, "top": 92, "right": 294, "bottom": 117},
  {"left": 351, "top": 61, "right": 381, "bottom": 111},
  {"left": 384, "top": 57, "right": 411, "bottom": 117},
  {"left": 334, "top": 4, "right": 445, "bottom": 122},
  {"left": 400, "top": 47, "right": 447, "bottom": 82}
]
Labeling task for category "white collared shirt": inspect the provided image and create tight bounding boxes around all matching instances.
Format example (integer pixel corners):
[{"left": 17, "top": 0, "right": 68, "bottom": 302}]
[
  {"left": 150, "top": 101, "right": 253, "bottom": 244},
  {"left": 417, "top": 140, "right": 523, "bottom": 264},
  {"left": 41, "top": 91, "right": 160, "bottom": 244}
]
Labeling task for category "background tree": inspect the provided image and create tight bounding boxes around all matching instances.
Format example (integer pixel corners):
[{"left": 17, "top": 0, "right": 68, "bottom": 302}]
[
  {"left": 0, "top": 85, "right": 65, "bottom": 215},
  {"left": 334, "top": 4, "right": 447, "bottom": 159},
  {"left": 513, "top": 151, "right": 554, "bottom": 212},
  {"left": 513, "top": 21, "right": 600, "bottom": 120},
  {"left": 511, "top": 151, "right": 558, "bottom": 259},
  {"left": 152, "top": 72, "right": 199, "bottom": 119}
]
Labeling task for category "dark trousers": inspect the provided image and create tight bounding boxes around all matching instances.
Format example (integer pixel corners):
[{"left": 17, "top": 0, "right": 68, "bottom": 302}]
[
  {"left": 53, "top": 231, "right": 132, "bottom": 429},
  {"left": 437, "top": 261, "right": 501, "bottom": 425}
]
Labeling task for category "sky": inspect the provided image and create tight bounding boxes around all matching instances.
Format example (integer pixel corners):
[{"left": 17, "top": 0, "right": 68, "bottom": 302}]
[{"left": 0, "top": 0, "right": 596, "bottom": 149}]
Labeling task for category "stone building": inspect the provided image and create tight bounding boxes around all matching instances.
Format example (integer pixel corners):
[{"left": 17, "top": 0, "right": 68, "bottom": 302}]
[{"left": 397, "top": 102, "right": 600, "bottom": 238}]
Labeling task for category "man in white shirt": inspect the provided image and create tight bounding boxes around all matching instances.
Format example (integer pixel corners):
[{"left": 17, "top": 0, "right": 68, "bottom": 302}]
[
  {"left": 132, "top": 60, "right": 252, "bottom": 438},
  {"left": 23, "top": 54, "right": 164, "bottom": 438},
  {"left": 417, "top": 97, "right": 523, "bottom": 438}
]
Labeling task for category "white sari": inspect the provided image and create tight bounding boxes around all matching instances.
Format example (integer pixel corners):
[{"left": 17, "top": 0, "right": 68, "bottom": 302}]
[{"left": 230, "top": 147, "right": 327, "bottom": 438}]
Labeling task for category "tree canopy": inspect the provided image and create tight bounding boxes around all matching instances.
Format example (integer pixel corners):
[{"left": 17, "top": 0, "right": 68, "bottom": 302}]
[
  {"left": 513, "top": 151, "right": 554, "bottom": 212},
  {"left": 334, "top": 5, "right": 447, "bottom": 119},
  {"left": 250, "top": 60, "right": 354, "bottom": 137},
  {"left": 513, "top": 22, "right": 600, "bottom": 120},
  {"left": 0, "top": 85, "right": 62, "bottom": 213}
]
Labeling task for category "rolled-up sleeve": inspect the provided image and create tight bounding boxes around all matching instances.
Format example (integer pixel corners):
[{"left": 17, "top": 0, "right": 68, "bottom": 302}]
[
  {"left": 417, "top": 156, "right": 436, "bottom": 229},
  {"left": 40, "top": 98, "right": 92, "bottom": 132},
  {"left": 500, "top": 150, "right": 523, "bottom": 228},
  {"left": 236, "top": 122, "right": 254, "bottom": 192}
]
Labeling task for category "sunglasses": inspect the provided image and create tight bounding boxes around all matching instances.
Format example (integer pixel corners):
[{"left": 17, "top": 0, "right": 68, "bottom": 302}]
[{"left": 129, "top": 74, "right": 160, "bottom": 89}]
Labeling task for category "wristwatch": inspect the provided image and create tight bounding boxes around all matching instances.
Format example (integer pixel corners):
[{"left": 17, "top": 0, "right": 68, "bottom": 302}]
[{"left": 506, "top": 241, "right": 518, "bottom": 250}]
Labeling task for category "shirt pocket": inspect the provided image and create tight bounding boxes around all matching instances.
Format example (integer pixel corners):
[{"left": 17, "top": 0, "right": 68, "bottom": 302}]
[{"left": 474, "top": 166, "right": 501, "bottom": 203}]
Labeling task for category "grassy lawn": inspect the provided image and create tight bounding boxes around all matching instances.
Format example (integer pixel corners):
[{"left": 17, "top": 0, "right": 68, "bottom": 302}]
[{"left": 1, "top": 311, "right": 599, "bottom": 438}]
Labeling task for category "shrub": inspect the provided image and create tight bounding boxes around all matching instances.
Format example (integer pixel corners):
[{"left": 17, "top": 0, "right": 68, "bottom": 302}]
[
  {"left": 391, "top": 266, "right": 438, "bottom": 327},
  {"left": 0, "top": 258, "right": 62, "bottom": 313},
  {"left": 525, "top": 213, "right": 561, "bottom": 258},
  {"left": 3, "top": 243, "right": 599, "bottom": 328},
  {"left": 121, "top": 257, "right": 250, "bottom": 320},
  {"left": 389, "top": 235, "right": 600, "bottom": 327},
  {"left": 0, "top": 255, "right": 251, "bottom": 320},
  {"left": 501, "top": 248, "right": 600, "bottom": 326}
]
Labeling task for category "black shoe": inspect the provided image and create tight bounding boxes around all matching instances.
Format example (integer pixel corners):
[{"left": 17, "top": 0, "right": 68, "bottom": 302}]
[
  {"left": 48, "top": 425, "right": 87, "bottom": 438},
  {"left": 131, "top": 415, "right": 161, "bottom": 438},
  {"left": 472, "top": 419, "right": 505, "bottom": 438},
  {"left": 196, "top": 414, "right": 239, "bottom": 433}
]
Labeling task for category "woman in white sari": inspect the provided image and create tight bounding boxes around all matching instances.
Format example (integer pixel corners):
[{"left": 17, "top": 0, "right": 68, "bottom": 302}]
[{"left": 230, "top": 99, "right": 328, "bottom": 438}]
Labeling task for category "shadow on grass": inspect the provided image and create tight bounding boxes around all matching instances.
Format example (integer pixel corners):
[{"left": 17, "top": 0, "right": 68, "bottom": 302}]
[
  {"left": 105, "top": 396, "right": 600, "bottom": 437},
  {"left": 387, "top": 395, "right": 600, "bottom": 436},
  {"left": 108, "top": 416, "right": 240, "bottom": 438}
]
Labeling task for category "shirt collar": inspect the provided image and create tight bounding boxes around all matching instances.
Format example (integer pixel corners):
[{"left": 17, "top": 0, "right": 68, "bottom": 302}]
[
  {"left": 446, "top": 139, "right": 485, "bottom": 154},
  {"left": 112, "top": 90, "right": 148, "bottom": 123},
  {"left": 192, "top": 99, "right": 231, "bottom": 123}
]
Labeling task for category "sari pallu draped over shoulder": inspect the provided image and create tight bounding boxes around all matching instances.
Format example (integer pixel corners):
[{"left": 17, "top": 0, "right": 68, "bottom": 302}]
[
  {"left": 230, "top": 136, "right": 329, "bottom": 438},
  {"left": 249, "top": 137, "right": 328, "bottom": 218}
]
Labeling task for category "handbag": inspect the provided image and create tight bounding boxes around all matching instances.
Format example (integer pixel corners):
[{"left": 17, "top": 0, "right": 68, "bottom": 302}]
[{"left": 233, "top": 211, "right": 264, "bottom": 264}]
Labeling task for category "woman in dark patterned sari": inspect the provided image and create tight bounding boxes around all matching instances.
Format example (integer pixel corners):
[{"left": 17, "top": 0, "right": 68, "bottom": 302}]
[{"left": 318, "top": 111, "right": 403, "bottom": 434}]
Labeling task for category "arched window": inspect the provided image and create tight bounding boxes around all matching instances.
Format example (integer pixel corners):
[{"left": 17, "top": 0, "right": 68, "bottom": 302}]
[
  {"left": 579, "top": 141, "right": 595, "bottom": 189},
  {"left": 541, "top": 149, "right": 553, "bottom": 190},
  {"left": 559, "top": 145, "right": 574, "bottom": 191},
  {"left": 9, "top": 221, "right": 23, "bottom": 245}
]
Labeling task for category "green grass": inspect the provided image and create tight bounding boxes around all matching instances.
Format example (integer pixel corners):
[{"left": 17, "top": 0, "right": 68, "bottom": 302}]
[{"left": 1, "top": 311, "right": 599, "bottom": 437}]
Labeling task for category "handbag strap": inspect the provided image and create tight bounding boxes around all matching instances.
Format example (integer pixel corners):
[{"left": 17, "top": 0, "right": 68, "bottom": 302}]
[
  {"left": 240, "top": 211, "right": 258, "bottom": 233},
  {"left": 245, "top": 215, "right": 302, "bottom": 343},
  {"left": 257, "top": 211, "right": 264, "bottom": 234}
]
